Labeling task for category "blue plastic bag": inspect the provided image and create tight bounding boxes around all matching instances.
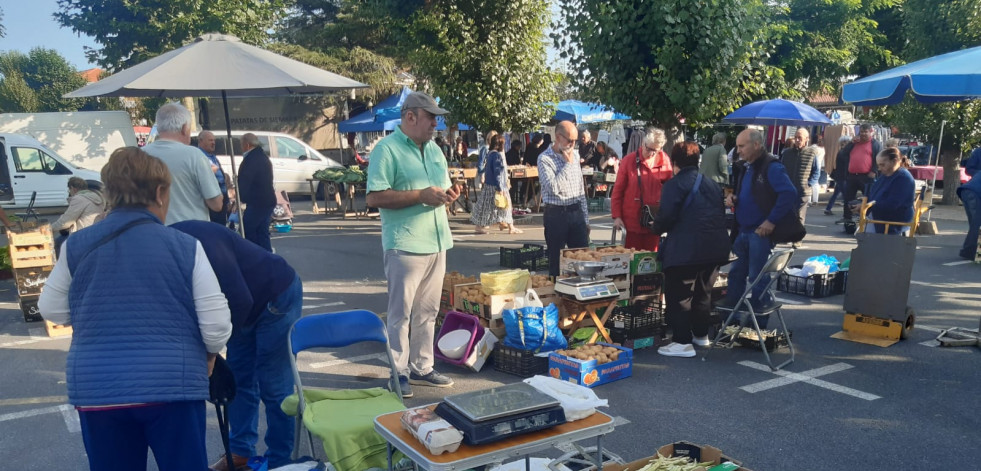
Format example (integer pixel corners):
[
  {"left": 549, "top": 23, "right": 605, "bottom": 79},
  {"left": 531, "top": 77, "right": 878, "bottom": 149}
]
[{"left": 502, "top": 303, "right": 567, "bottom": 353}]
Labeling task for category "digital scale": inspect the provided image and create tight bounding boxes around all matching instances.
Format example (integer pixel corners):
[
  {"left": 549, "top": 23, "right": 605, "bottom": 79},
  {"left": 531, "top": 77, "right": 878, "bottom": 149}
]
[
  {"left": 554, "top": 261, "right": 621, "bottom": 302},
  {"left": 434, "top": 382, "right": 567, "bottom": 445}
]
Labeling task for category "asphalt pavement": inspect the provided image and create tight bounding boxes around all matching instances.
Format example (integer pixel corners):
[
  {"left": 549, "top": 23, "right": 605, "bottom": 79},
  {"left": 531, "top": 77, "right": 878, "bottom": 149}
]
[{"left": 1, "top": 195, "right": 979, "bottom": 470}]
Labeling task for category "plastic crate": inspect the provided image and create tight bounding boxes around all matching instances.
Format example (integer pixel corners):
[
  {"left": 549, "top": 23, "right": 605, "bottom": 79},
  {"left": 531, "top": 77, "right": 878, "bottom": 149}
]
[
  {"left": 607, "top": 300, "right": 664, "bottom": 342},
  {"left": 777, "top": 266, "right": 843, "bottom": 298},
  {"left": 499, "top": 244, "right": 548, "bottom": 271},
  {"left": 587, "top": 198, "right": 605, "bottom": 213},
  {"left": 492, "top": 344, "right": 549, "bottom": 377}
]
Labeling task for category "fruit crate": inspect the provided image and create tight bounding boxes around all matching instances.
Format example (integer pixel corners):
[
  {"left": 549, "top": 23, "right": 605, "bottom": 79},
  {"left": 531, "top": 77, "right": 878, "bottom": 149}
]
[
  {"left": 777, "top": 266, "right": 844, "bottom": 298},
  {"left": 492, "top": 343, "right": 549, "bottom": 377},
  {"left": 499, "top": 243, "right": 548, "bottom": 271},
  {"left": 607, "top": 299, "right": 664, "bottom": 343}
]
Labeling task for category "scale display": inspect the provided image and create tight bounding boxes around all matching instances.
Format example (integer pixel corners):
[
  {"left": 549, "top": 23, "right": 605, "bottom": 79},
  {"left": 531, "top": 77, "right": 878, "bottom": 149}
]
[{"left": 555, "top": 280, "right": 620, "bottom": 302}]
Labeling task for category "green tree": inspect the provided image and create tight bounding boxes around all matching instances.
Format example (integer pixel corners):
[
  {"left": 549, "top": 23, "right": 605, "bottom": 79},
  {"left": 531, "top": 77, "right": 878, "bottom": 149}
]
[
  {"left": 54, "top": 0, "right": 289, "bottom": 71},
  {"left": 554, "top": 0, "right": 760, "bottom": 129},
  {"left": 406, "top": 0, "right": 557, "bottom": 132},
  {"left": 0, "top": 49, "right": 88, "bottom": 112}
]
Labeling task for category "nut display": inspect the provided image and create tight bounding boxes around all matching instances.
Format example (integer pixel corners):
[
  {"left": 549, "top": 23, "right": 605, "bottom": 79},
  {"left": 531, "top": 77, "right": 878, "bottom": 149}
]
[
  {"left": 563, "top": 246, "right": 637, "bottom": 261},
  {"left": 554, "top": 344, "right": 622, "bottom": 364},
  {"left": 530, "top": 274, "right": 553, "bottom": 289}
]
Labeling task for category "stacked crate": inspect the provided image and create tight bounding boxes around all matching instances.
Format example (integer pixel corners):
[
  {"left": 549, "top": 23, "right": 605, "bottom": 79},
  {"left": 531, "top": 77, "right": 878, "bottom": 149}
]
[{"left": 8, "top": 224, "right": 69, "bottom": 337}]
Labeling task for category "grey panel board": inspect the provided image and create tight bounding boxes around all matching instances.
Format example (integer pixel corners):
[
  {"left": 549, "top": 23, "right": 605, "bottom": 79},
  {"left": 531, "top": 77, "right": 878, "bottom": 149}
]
[{"left": 842, "top": 233, "right": 917, "bottom": 319}]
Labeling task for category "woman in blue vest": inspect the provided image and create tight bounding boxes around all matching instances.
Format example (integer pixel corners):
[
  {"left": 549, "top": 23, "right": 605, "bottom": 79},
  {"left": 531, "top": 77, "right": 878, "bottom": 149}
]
[{"left": 39, "top": 147, "right": 232, "bottom": 471}]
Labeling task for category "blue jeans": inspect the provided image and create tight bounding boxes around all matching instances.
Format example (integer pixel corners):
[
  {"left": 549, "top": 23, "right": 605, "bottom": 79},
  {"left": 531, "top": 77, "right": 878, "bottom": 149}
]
[
  {"left": 726, "top": 231, "right": 775, "bottom": 327},
  {"left": 825, "top": 179, "right": 846, "bottom": 211},
  {"left": 960, "top": 190, "right": 981, "bottom": 259},
  {"left": 78, "top": 401, "right": 207, "bottom": 471},
  {"left": 244, "top": 205, "right": 274, "bottom": 252},
  {"left": 227, "top": 275, "right": 302, "bottom": 468}
]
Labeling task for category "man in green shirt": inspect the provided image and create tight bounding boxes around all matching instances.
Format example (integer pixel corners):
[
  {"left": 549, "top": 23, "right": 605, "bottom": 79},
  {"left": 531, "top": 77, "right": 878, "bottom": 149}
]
[
  {"left": 366, "top": 91, "right": 462, "bottom": 398},
  {"left": 700, "top": 132, "right": 730, "bottom": 186}
]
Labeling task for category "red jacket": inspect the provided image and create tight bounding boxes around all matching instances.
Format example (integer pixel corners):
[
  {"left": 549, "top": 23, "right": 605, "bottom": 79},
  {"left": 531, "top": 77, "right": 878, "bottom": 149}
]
[{"left": 611, "top": 150, "right": 673, "bottom": 234}]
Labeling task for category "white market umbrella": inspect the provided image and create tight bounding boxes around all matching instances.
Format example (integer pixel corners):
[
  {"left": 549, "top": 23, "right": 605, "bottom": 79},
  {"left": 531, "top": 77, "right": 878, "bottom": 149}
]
[{"left": 66, "top": 33, "right": 368, "bottom": 233}]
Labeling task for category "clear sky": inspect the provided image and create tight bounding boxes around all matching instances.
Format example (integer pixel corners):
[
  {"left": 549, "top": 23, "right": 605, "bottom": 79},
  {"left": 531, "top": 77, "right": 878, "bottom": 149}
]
[{"left": 2, "top": 0, "right": 99, "bottom": 70}]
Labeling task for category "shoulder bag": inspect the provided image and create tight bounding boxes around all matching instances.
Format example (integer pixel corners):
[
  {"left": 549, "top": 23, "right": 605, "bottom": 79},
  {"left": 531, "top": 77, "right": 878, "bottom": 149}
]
[{"left": 638, "top": 154, "right": 659, "bottom": 233}]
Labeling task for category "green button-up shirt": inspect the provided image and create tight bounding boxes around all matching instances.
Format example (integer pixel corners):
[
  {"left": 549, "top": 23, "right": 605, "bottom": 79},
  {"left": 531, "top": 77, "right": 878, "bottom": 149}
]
[{"left": 366, "top": 126, "right": 454, "bottom": 254}]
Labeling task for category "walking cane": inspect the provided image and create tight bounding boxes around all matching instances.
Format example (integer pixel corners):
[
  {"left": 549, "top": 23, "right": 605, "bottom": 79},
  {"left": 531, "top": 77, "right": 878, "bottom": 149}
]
[{"left": 209, "top": 355, "right": 238, "bottom": 471}]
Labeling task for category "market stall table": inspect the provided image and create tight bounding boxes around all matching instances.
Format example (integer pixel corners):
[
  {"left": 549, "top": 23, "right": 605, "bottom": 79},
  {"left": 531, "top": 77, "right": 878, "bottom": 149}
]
[
  {"left": 507, "top": 166, "right": 541, "bottom": 212},
  {"left": 305, "top": 178, "right": 369, "bottom": 219},
  {"left": 374, "top": 406, "right": 615, "bottom": 471}
]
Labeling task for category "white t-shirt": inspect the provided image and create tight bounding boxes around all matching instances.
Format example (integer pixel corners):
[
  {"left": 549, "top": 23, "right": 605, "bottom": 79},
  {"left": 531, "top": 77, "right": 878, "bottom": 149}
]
[{"left": 143, "top": 140, "right": 222, "bottom": 224}]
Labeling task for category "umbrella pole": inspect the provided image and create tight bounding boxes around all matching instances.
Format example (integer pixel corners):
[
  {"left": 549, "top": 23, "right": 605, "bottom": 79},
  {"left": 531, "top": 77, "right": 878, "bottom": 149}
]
[
  {"left": 224, "top": 91, "right": 246, "bottom": 237},
  {"left": 927, "top": 120, "right": 946, "bottom": 222}
]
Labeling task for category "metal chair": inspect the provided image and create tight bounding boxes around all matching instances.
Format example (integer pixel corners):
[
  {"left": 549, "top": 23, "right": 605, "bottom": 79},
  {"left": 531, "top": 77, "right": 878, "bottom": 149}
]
[
  {"left": 15, "top": 191, "right": 39, "bottom": 222},
  {"left": 703, "top": 248, "right": 796, "bottom": 371},
  {"left": 286, "top": 310, "right": 405, "bottom": 470}
]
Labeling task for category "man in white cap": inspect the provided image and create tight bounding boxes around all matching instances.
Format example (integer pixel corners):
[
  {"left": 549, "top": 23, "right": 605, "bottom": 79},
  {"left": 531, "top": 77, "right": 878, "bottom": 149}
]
[{"left": 366, "top": 91, "right": 462, "bottom": 398}]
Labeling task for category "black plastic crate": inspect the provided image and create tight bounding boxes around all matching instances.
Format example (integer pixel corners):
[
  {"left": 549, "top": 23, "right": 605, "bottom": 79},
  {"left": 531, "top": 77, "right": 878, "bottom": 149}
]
[
  {"left": 499, "top": 244, "right": 548, "bottom": 271},
  {"left": 777, "top": 266, "right": 843, "bottom": 298},
  {"left": 607, "top": 300, "right": 664, "bottom": 341},
  {"left": 492, "top": 343, "right": 549, "bottom": 377}
]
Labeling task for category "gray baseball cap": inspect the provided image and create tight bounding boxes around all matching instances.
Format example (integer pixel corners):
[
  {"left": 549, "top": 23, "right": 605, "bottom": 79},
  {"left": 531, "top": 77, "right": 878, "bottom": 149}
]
[{"left": 401, "top": 91, "right": 449, "bottom": 115}]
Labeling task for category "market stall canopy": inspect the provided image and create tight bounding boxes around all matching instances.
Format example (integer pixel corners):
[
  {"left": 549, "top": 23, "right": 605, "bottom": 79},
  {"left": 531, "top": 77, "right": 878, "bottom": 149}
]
[
  {"left": 552, "top": 100, "right": 631, "bottom": 124},
  {"left": 722, "top": 98, "right": 832, "bottom": 127},
  {"left": 339, "top": 87, "right": 470, "bottom": 133},
  {"left": 842, "top": 45, "right": 981, "bottom": 106}
]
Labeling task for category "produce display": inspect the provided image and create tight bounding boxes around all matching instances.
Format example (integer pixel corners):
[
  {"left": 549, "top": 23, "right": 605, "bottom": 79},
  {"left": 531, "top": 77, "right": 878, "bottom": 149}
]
[
  {"left": 445, "top": 271, "right": 477, "bottom": 287},
  {"left": 635, "top": 454, "right": 715, "bottom": 471},
  {"left": 13, "top": 245, "right": 46, "bottom": 252},
  {"left": 313, "top": 165, "right": 366, "bottom": 183},
  {"left": 530, "top": 274, "right": 553, "bottom": 290},
  {"left": 553, "top": 344, "right": 622, "bottom": 364},
  {"left": 460, "top": 286, "right": 490, "bottom": 306},
  {"left": 562, "top": 246, "right": 638, "bottom": 261}
]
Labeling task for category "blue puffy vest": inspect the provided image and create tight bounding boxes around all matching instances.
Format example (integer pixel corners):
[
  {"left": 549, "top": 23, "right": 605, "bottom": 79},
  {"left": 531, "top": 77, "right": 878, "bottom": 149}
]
[{"left": 65, "top": 208, "right": 207, "bottom": 406}]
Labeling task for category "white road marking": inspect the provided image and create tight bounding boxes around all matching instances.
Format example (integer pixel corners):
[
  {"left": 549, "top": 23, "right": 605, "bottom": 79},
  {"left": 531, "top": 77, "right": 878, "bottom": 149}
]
[
  {"left": 910, "top": 280, "right": 932, "bottom": 287},
  {"left": 60, "top": 404, "right": 81, "bottom": 433},
  {"left": 0, "top": 332, "right": 62, "bottom": 348},
  {"left": 591, "top": 224, "right": 613, "bottom": 229},
  {"left": 943, "top": 260, "right": 973, "bottom": 266},
  {"left": 919, "top": 340, "right": 940, "bottom": 348},
  {"left": 612, "top": 415, "right": 631, "bottom": 427},
  {"left": 804, "top": 224, "right": 827, "bottom": 228},
  {"left": 304, "top": 301, "right": 346, "bottom": 310},
  {"left": 309, "top": 352, "right": 387, "bottom": 369},
  {"left": 774, "top": 296, "right": 808, "bottom": 305},
  {"left": 738, "top": 361, "right": 881, "bottom": 401},
  {"left": 483, "top": 252, "right": 499, "bottom": 256},
  {"left": 916, "top": 325, "right": 943, "bottom": 334}
]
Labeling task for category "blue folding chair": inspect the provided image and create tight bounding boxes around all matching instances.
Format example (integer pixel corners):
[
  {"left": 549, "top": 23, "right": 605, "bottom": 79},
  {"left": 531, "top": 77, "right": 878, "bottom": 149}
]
[{"left": 285, "top": 310, "right": 405, "bottom": 471}]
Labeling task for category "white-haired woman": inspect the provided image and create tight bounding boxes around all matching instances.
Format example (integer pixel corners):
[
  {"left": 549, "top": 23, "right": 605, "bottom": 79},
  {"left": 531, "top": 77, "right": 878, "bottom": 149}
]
[{"left": 611, "top": 128, "right": 674, "bottom": 250}]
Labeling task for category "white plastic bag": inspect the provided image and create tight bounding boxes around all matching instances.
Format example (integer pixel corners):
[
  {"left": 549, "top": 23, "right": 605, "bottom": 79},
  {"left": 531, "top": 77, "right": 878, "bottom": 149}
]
[
  {"left": 523, "top": 375, "right": 608, "bottom": 421},
  {"left": 510, "top": 288, "right": 544, "bottom": 310}
]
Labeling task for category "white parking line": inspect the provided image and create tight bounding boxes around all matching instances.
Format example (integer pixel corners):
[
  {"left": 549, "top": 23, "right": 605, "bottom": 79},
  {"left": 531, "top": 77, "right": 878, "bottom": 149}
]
[
  {"left": 591, "top": 224, "right": 613, "bottom": 229},
  {"left": 739, "top": 361, "right": 881, "bottom": 401},
  {"left": 483, "top": 252, "right": 499, "bottom": 256},
  {"left": 943, "top": 260, "right": 973, "bottom": 266},
  {"left": 304, "top": 301, "right": 346, "bottom": 310},
  {"left": 0, "top": 404, "right": 81, "bottom": 433}
]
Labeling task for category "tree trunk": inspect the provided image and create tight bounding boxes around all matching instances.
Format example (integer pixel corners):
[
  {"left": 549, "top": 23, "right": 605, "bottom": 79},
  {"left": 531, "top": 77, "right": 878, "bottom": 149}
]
[{"left": 942, "top": 149, "right": 960, "bottom": 204}]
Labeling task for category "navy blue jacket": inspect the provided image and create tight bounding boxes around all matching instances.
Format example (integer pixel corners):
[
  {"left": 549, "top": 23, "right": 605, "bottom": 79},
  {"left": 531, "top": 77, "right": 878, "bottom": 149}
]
[
  {"left": 651, "top": 167, "right": 731, "bottom": 269},
  {"left": 867, "top": 168, "right": 916, "bottom": 234},
  {"left": 239, "top": 146, "right": 276, "bottom": 208},
  {"left": 484, "top": 151, "right": 507, "bottom": 191},
  {"left": 735, "top": 155, "right": 798, "bottom": 232},
  {"left": 172, "top": 220, "right": 296, "bottom": 329},
  {"left": 65, "top": 209, "right": 207, "bottom": 405}
]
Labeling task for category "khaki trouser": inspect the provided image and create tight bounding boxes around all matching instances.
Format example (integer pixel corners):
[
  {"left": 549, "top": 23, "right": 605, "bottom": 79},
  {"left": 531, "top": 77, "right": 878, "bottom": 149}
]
[{"left": 384, "top": 249, "right": 446, "bottom": 377}]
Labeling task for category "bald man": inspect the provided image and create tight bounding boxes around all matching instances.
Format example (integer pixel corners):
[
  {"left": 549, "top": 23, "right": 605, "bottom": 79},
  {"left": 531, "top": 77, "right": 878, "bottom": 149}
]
[
  {"left": 197, "top": 131, "right": 230, "bottom": 225},
  {"left": 538, "top": 121, "right": 590, "bottom": 276},
  {"left": 780, "top": 128, "right": 816, "bottom": 225},
  {"left": 238, "top": 133, "right": 276, "bottom": 251}
]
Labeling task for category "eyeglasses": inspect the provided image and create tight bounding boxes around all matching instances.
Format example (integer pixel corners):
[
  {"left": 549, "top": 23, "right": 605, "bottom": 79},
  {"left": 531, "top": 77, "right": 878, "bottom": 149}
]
[{"left": 644, "top": 146, "right": 659, "bottom": 153}]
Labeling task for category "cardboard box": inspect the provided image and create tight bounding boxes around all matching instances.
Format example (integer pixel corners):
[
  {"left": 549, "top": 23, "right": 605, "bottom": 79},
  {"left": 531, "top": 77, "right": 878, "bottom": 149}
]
[
  {"left": 559, "top": 247, "right": 633, "bottom": 277},
  {"left": 441, "top": 275, "right": 477, "bottom": 312},
  {"left": 462, "top": 328, "right": 498, "bottom": 372},
  {"left": 605, "top": 441, "right": 750, "bottom": 471},
  {"left": 547, "top": 343, "right": 632, "bottom": 388},
  {"left": 19, "top": 295, "right": 42, "bottom": 323},
  {"left": 630, "top": 273, "right": 662, "bottom": 298},
  {"left": 478, "top": 316, "right": 507, "bottom": 340},
  {"left": 630, "top": 252, "right": 660, "bottom": 275},
  {"left": 454, "top": 283, "right": 521, "bottom": 319},
  {"left": 14, "top": 266, "right": 52, "bottom": 298},
  {"left": 45, "top": 320, "right": 73, "bottom": 338}
]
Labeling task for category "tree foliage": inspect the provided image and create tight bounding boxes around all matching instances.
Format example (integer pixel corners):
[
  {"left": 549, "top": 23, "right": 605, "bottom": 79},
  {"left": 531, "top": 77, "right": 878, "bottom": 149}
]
[
  {"left": 0, "top": 49, "right": 88, "bottom": 112},
  {"left": 553, "top": 0, "right": 759, "bottom": 129},
  {"left": 54, "top": 0, "right": 289, "bottom": 71},
  {"left": 406, "top": 0, "right": 557, "bottom": 132}
]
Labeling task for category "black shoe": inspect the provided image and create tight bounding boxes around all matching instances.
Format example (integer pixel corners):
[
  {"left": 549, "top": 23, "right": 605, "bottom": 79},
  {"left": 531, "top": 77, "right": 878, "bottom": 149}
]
[
  {"left": 409, "top": 370, "right": 454, "bottom": 388},
  {"left": 823, "top": 209, "right": 833, "bottom": 216},
  {"left": 398, "top": 375, "right": 413, "bottom": 398}
]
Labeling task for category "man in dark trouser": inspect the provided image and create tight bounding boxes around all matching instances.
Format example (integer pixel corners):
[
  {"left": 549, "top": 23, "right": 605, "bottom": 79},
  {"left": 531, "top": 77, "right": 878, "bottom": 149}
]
[
  {"left": 841, "top": 124, "right": 882, "bottom": 222},
  {"left": 780, "top": 128, "right": 816, "bottom": 226},
  {"left": 239, "top": 133, "right": 276, "bottom": 251},
  {"left": 538, "top": 121, "right": 590, "bottom": 276}
]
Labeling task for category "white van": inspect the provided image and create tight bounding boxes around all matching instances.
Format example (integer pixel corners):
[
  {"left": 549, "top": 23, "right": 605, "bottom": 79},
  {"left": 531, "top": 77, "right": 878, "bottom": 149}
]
[
  {"left": 191, "top": 131, "right": 343, "bottom": 195},
  {"left": 0, "top": 133, "right": 102, "bottom": 209},
  {"left": 0, "top": 111, "right": 138, "bottom": 172}
]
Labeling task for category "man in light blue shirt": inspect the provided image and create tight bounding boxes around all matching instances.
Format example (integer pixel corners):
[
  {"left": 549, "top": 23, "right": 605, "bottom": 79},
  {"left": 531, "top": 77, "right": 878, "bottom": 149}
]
[
  {"left": 366, "top": 91, "right": 462, "bottom": 398},
  {"left": 197, "top": 130, "right": 230, "bottom": 225}
]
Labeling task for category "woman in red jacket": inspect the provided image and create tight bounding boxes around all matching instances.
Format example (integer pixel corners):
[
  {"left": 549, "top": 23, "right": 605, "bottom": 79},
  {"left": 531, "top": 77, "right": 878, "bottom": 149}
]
[{"left": 611, "top": 128, "right": 673, "bottom": 250}]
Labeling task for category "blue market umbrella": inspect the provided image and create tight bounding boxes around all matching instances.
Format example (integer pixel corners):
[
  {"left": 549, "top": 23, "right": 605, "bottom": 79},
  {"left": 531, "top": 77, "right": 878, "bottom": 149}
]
[
  {"left": 842, "top": 45, "right": 981, "bottom": 105},
  {"left": 553, "top": 100, "right": 631, "bottom": 124},
  {"left": 722, "top": 98, "right": 832, "bottom": 127}
]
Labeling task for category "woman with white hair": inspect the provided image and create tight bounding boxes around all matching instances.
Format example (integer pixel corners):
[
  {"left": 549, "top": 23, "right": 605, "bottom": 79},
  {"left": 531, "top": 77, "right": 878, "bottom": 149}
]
[{"left": 611, "top": 128, "right": 674, "bottom": 250}]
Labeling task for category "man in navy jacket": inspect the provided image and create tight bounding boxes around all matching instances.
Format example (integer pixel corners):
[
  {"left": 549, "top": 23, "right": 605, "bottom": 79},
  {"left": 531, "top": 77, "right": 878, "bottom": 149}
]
[{"left": 238, "top": 133, "right": 276, "bottom": 251}]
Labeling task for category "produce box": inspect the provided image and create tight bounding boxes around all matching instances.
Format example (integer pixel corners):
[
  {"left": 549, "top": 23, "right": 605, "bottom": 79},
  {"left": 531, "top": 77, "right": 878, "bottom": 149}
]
[
  {"left": 499, "top": 244, "right": 548, "bottom": 271},
  {"left": 478, "top": 316, "right": 506, "bottom": 340},
  {"left": 45, "top": 320, "right": 73, "bottom": 338},
  {"left": 19, "top": 295, "right": 42, "bottom": 323},
  {"left": 9, "top": 225, "right": 56, "bottom": 269},
  {"left": 14, "top": 265, "right": 52, "bottom": 298},
  {"left": 548, "top": 343, "right": 633, "bottom": 388},
  {"left": 603, "top": 173, "right": 618, "bottom": 183},
  {"left": 630, "top": 273, "right": 663, "bottom": 298},
  {"left": 441, "top": 272, "right": 477, "bottom": 313},
  {"left": 604, "top": 441, "right": 750, "bottom": 471},
  {"left": 777, "top": 266, "right": 844, "bottom": 298},
  {"left": 559, "top": 246, "right": 635, "bottom": 277},
  {"left": 454, "top": 283, "right": 521, "bottom": 319},
  {"left": 630, "top": 252, "right": 660, "bottom": 275},
  {"left": 608, "top": 301, "right": 664, "bottom": 341}
]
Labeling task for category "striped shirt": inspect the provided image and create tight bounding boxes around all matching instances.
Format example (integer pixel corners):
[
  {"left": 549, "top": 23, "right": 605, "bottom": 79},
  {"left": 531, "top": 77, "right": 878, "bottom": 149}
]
[{"left": 538, "top": 146, "right": 588, "bottom": 223}]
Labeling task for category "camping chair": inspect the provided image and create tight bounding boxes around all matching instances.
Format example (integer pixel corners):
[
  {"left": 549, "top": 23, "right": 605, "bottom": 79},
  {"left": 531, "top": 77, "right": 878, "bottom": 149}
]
[
  {"left": 15, "top": 191, "right": 39, "bottom": 222},
  {"left": 703, "top": 248, "right": 796, "bottom": 371},
  {"left": 856, "top": 187, "right": 930, "bottom": 237},
  {"left": 285, "top": 310, "right": 406, "bottom": 471}
]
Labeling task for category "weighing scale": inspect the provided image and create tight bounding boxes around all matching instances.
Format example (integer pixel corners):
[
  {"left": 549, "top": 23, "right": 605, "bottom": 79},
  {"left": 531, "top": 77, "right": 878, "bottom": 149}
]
[
  {"left": 554, "top": 262, "right": 621, "bottom": 302},
  {"left": 433, "top": 382, "right": 566, "bottom": 445}
]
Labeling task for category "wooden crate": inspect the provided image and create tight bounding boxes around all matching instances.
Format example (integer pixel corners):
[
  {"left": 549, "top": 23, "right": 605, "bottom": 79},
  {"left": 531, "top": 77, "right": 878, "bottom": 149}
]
[
  {"left": 45, "top": 320, "right": 73, "bottom": 338},
  {"left": 10, "top": 245, "right": 55, "bottom": 269}
]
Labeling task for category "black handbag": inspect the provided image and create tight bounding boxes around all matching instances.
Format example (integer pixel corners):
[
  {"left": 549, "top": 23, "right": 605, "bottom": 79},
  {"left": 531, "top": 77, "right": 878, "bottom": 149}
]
[
  {"left": 770, "top": 211, "right": 807, "bottom": 243},
  {"left": 637, "top": 155, "right": 659, "bottom": 233}
]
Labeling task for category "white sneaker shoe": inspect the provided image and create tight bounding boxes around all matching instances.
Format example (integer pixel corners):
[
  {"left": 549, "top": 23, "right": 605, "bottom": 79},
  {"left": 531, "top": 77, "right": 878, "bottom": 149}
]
[
  {"left": 657, "top": 342, "right": 696, "bottom": 358},
  {"left": 692, "top": 335, "right": 711, "bottom": 347}
]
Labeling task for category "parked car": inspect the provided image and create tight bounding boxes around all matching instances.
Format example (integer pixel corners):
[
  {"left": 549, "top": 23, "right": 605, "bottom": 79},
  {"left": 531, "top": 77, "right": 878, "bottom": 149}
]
[
  {"left": 900, "top": 144, "right": 969, "bottom": 187},
  {"left": 0, "top": 133, "right": 102, "bottom": 209},
  {"left": 191, "top": 131, "right": 343, "bottom": 196}
]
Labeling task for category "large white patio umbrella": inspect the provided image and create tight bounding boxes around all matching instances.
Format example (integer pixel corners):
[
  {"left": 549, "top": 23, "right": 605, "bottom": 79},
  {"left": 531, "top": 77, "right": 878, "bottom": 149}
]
[{"left": 66, "top": 33, "right": 368, "bottom": 234}]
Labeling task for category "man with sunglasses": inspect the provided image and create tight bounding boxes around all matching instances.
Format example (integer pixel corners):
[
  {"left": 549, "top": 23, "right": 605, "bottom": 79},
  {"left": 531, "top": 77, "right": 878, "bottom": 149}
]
[{"left": 538, "top": 121, "right": 590, "bottom": 276}]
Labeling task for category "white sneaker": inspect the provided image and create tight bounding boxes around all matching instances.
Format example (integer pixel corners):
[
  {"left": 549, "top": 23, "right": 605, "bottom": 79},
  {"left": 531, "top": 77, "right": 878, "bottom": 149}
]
[
  {"left": 692, "top": 335, "right": 711, "bottom": 347},
  {"left": 657, "top": 342, "right": 696, "bottom": 358}
]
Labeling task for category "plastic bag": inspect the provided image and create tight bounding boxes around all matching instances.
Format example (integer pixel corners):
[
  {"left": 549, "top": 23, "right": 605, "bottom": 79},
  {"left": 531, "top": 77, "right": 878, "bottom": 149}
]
[
  {"left": 502, "top": 299, "right": 567, "bottom": 353},
  {"left": 481, "top": 269, "right": 531, "bottom": 295},
  {"left": 523, "top": 375, "right": 608, "bottom": 421},
  {"left": 799, "top": 254, "right": 839, "bottom": 276}
]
